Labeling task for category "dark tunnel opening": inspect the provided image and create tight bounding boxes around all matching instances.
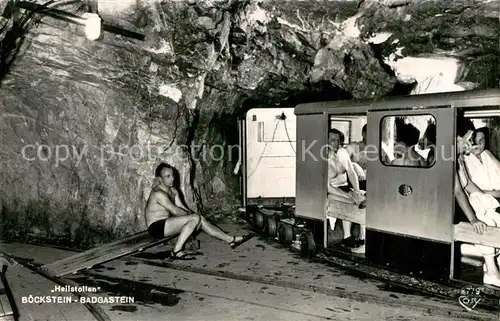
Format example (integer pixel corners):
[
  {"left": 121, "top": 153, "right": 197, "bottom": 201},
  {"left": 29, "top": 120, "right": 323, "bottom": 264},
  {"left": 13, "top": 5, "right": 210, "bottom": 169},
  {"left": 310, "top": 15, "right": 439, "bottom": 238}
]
[
  {"left": 221, "top": 80, "right": 356, "bottom": 202},
  {"left": 277, "top": 81, "right": 354, "bottom": 107},
  {"left": 240, "top": 80, "right": 354, "bottom": 114}
]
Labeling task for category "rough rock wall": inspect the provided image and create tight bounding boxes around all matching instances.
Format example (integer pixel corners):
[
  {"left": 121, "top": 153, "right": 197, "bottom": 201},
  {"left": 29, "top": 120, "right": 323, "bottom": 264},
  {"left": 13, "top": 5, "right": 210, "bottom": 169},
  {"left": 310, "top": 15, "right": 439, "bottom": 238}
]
[
  {"left": 357, "top": 0, "right": 499, "bottom": 88},
  {"left": 0, "top": 0, "right": 497, "bottom": 247}
]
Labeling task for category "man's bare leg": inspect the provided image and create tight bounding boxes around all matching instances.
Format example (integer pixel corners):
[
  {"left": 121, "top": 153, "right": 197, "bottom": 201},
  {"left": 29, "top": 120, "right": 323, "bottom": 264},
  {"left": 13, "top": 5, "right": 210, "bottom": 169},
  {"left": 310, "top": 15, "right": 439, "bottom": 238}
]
[
  {"left": 475, "top": 244, "right": 500, "bottom": 286},
  {"left": 340, "top": 220, "right": 358, "bottom": 248},
  {"left": 342, "top": 221, "right": 352, "bottom": 239},
  {"left": 162, "top": 215, "right": 202, "bottom": 256},
  {"left": 483, "top": 253, "right": 500, "bottom": 287},
  {"left": 199, "top": 216, "right": 245, "bottom": 244},
  {"left": 352, "top": 225, "right": 366, "bottom": 254},
  {"left": 476, "top": 211, "right": 500, "bottom": 286},
  {"left": 483, "top": 254, "right": 500, "bottom": 276},
  {"left": 359, "top": 225, "right": 366, "bottom": 240}
]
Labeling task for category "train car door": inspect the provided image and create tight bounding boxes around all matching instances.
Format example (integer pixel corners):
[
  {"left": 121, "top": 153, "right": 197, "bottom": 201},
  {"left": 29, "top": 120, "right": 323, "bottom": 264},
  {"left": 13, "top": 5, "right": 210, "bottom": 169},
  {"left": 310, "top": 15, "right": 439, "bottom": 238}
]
[{"left": 365, "top": 106, "right": 455, "bottom": 282}]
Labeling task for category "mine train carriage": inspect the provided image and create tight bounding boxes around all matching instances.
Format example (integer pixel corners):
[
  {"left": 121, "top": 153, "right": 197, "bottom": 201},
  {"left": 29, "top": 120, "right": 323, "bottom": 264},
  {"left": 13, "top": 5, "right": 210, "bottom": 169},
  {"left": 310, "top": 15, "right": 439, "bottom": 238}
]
[{"left": 239, "top": 88, "right": 500, "bottom": 288}]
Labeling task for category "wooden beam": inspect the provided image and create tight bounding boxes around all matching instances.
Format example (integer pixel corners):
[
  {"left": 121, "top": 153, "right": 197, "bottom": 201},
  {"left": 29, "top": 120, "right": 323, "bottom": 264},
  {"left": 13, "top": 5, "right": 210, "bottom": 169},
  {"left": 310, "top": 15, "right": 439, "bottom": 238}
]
[
  {"left": 3, "top": 255, "right": 108, "bottom": 321},
  {"left": 41, "top": 231, "right": 175, "bottom": 277},
  {"left": 23, "top": 260, "right": 110, "bottom": 321},
  {"left": 454, "top": 222, "right": 500, "bottom": 248},
  {"left": 0, "top": 295, "right": 13, "bottom": 318},
  {"left": 325, "top": 200, "right": 366, "bottom": 225},
  {"left": 0, "top": 266, "right": 13, "bottom": 319}
]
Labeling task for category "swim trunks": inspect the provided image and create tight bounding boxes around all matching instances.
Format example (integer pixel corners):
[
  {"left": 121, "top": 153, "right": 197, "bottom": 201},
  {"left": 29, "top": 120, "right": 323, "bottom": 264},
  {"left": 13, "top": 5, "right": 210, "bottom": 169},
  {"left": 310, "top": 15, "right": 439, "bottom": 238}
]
[{"left": 147, "top": 219, "right": 167, "bottom": 239}]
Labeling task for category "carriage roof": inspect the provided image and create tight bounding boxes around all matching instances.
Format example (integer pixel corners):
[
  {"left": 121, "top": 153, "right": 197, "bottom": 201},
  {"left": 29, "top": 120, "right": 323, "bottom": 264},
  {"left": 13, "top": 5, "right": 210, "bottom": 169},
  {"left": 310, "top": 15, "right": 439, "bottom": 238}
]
[{"left": 294, "top": 88, "right": 500, "bottom": 115}]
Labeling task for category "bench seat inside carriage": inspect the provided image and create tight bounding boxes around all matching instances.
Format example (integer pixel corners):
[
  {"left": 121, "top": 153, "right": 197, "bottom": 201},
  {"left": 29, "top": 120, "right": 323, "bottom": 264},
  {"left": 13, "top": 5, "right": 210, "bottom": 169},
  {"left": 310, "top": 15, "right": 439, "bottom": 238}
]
[
  {"left": 324, "top": 198, "right": 500, "bottom": 286},
  {"left": 325, "top": 194, "right": 365, "bottom": 248},
  {"left": 453, "top": 203, "right": 500, "bottom": 273},
  {"left": 325, "top": 194, "right": 366, "bottom": 226},
  {"left": 325, "top": 195, "right": 500, "bottom": 259}
]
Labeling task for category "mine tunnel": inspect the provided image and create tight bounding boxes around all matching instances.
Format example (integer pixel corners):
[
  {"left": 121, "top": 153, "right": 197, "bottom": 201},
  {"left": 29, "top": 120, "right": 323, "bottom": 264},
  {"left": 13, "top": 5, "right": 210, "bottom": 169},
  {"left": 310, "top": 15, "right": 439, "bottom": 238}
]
[{"left": 0, "top": 0, "right": 499, "bottom": 320}]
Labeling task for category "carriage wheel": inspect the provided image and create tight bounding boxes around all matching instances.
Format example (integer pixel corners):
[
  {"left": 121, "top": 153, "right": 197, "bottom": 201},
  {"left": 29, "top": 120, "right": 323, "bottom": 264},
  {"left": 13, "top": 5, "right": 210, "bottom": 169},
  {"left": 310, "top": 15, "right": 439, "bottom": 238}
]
[
  {"left": 247, "top": 210, "right": 254, "bottom": 224},
  {"left": 278, "top": 222, "right": 293, "bottom": 245},
  {"left": 299, "top": 231, "right": 316, "bottom": 258},
  {"left": 254, "top": 212, "right": 264, "bottom": 231},
  {"left": 266, "top": 216, "right": 277, "bottom": 237}
]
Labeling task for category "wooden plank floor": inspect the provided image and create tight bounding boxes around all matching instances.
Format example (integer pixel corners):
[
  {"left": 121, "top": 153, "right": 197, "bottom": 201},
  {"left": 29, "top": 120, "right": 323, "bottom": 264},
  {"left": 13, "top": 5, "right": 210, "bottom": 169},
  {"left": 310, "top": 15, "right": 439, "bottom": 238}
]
[
  {"left": 0, "top": 271, "right": 13, "bottom": 319},
  {"left": 41, "top": 231, "right": 174, "bottom": 277},
  {"left": 7, "top": 264, "right": 94, "bottom": 321},
  {"left": 0, "top": 294, "right": 13, "bottom": 319}
]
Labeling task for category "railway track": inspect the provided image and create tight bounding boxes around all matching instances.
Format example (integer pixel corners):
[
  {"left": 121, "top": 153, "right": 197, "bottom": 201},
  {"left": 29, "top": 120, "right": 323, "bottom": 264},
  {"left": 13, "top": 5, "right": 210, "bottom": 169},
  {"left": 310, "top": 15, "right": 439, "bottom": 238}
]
[
  {"left": 243, "top": 209, "right": 500, "bottom": 312},
  {"left": 75, "top": 263, "right": 467, "bottom": 321},
  {"left": 126, "top": 256, "right": 497, "bottom": 320}
]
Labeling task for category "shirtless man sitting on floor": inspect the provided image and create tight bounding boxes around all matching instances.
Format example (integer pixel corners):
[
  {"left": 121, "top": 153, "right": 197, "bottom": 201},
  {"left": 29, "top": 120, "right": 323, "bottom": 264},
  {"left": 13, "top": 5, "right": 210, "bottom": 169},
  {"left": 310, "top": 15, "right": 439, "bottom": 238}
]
[{"left": 145, "top": 162, "right": 254, "bottom": 260}]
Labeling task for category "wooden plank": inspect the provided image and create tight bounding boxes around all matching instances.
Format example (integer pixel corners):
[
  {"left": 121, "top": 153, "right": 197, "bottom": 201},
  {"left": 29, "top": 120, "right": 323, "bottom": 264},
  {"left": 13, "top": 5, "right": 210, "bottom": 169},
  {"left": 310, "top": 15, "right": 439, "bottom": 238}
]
[
  {"left": 16, "top": 258, "right": 110, "bottom": 321},
  {"left": 41, "top": 231, "right": 175, "bottom": 277},
  {"left": 42, "top": 231, "right": 150, "bottom": 269},
  {"left": 454, "top": 222, "right": 500, "bottom": 248},
  {"left": 6, "top": 263, "right": 95, "bottom": 321},
  {"left": 0, "top": 280, "right": 5, "bottom": 317},
  {"left": 325, "top": 198, "right": 366, "bottom": 225},
  {"left": 0, "top": 294, "right": 12, "bottom": 317},
  {"left": 0, "top": 266, "right": 12, "bottom": 318},
  {"left": 0, "top": 294, "right": 4, "bottom": 318}
]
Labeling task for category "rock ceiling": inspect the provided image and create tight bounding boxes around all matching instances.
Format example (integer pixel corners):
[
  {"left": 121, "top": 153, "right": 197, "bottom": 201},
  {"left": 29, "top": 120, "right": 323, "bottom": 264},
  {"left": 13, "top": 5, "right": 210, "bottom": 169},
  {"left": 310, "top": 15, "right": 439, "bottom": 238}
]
[{"left": 1, "top": 0, "right": 497, "bottom": 107}]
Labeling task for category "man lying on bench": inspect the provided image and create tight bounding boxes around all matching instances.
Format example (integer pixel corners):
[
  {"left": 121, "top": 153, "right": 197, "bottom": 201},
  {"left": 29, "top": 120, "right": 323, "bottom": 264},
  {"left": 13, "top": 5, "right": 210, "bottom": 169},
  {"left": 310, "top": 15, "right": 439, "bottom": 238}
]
[{"left": 145, "top": 162, "right": 254, "bottom": 260}]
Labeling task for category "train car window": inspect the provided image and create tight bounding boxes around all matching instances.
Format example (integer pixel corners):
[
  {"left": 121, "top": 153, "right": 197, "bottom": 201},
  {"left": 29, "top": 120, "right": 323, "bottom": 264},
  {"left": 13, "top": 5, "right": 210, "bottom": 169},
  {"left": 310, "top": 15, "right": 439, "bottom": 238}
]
[
  {"left": 330, "top": 119, "right": 352, "bottom": 144},
  {"left": 328, "top": 115, "right": 367, "bottom": 146},
  {"left": 380, "top": 115, "right": 436, "bottom": 168}
]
